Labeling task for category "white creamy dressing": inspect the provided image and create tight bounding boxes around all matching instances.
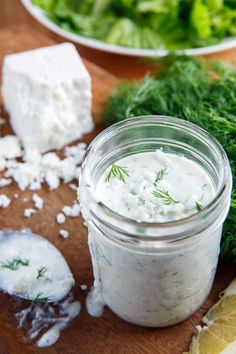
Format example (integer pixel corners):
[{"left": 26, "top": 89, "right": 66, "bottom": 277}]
[
  {"left": 0, "top": 230, "right": 80, "bottom": 347},
  {"left": 16, "top": 294, "right": 80, "bottom": 348},
  {"left": 96, "top": 150, "right": 215, "bottom": 222},
  {"left": 85, "top": 234, "right": 106, "bottom": 317},
  {"left": 84, "top": 150, "right": 220, "bottom": 326},
  {"left": 0, "top": 230, "right": 74, "bottom": 302}
]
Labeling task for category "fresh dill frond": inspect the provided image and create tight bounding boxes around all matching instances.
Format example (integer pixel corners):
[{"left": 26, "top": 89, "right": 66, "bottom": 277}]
[
  {"left": 221, "top": 227, "right": 236, "bottom": 262},
  {"left": 1, "top": 258, "right": 30, "bottom": 271},
  {"left": 28, "top": 292, "right": 50, "bottom": 304},
  {"left": 152, "top": 189, "right": 179, "bottom": 205},
  {"left": 155, "top": 168, "right": 168, "bottom": 183},
  {"left": 105, "top": 163, "right": 129, "bottom": 183},
  {"left": 36, "top": 266, "right": 48, "bottom": 280},
  {"left": 195, "top": 202, "right": 203, "bottom": 211}
]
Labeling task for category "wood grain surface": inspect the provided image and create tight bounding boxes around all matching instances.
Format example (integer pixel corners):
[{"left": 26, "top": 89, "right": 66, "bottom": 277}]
[{"left": 0, "top": 24, "right": 235, "bottom": 354}]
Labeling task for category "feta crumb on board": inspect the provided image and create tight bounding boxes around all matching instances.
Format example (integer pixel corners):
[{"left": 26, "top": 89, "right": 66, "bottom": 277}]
[
  {"left": 56, "top": 213, "right": 66, "bottom": 225},
  {"left": 80, "top": 284, "right": 87, "bottom": 291},
  {"left": 1, "top": 143, "right": 87, "bottom": 191},
  {"left": 2, "top": 43, "right": 93, "bottom": 154},
  {"left": 0, "top": 135, "right": 22, "bottom": 159},
  {"left": 64, "top": 143, "right": 87, "bottom": 164},
  {"left": 56, "top": 202, "right": 80, "bottom": 229},
  {"left": 0, "top": 194, "right": 11, "bottom": 208},
  {"left": 62, "top": 203, "right": 81, "bottom": 218},
  {"left": 59, "top": 229, "right": 69, "bottom": 239},
  {"left": 23, "top": 208, "right": 36, "bottom": 218},
  {"left": 32, "top": 193, "right": 44, "bottom": 210},
  {"left": 0, "top": 178, "right": 12, "bottom": 187}
]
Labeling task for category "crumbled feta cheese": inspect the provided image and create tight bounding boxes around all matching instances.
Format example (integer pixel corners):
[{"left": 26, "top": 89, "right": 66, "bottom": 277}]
[
  {"left": 0, "top": 135, "right": 22, "bottom": 159},
  {"left": 64, "top": 142, "right": 87, "bottom": 157},
  {"left": 71, "top": 203, "right": 81, "bottom": 217},
  {"left": 80, "top": 284, "right": 87, "bottom": 291},
  {"left": 3, "top": 142, "right": 86, "bottom": 191},
  {"left": 59, "top": 229, "right": 69, "bottom": 239},
  {"left": 45, "top": 170, "right": 60, "bottom": 191},
  {"left": 23, "top": 208, "right": 36, "bottom": 218},
  {"left": 41, "top": 152, "right": 61, "bottom": 167},
  {"left": 64, "top": 143, "right": 87, "bottom": 164},
  {"left": 62, "top": 203, "right": 80, "bottom": 217},
  {"left": 5, "top": 161, "right": 41, "bottom": 191},
  {"left": 29, "top": 181, "right": 42, "bottom": 191},
  {"left": 0, "top": 159, "right": 6, "bottom": 172},
  {"left": 0, "top": 194, "right": 11, "bottom": 208},
  {"left": 32, "top": 193, "right": 43, "bottom": 210},
  {"left": 2, "top": 43, "right": 93, "bottom": 153},
  {"left": 68, "top": 183, "right": 78, "bottom": 191},
  {"left": 61, "top": 206, "right": 71, "bottom": 217},
  {"left": 56, "top": 213, "right": 66, "bottom": 225},
  {"left": 23, "top": 147, "right": 41, "bottom": 162},
  {"left": 0, "top": 178, "right": 12, "bottom": 187}
]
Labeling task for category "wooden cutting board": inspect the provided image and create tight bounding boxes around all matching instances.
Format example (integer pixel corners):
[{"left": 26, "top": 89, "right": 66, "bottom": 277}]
[{"left": 0, "top": 24, "right": 235, "bottom": 354}]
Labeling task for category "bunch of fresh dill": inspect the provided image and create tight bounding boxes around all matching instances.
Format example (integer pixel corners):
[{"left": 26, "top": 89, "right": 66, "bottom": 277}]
[{"left": 104, "top": 56, "right": 236, "bottom": 262}]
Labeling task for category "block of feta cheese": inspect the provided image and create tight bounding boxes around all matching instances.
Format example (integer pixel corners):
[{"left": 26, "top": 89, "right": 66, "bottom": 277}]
[{"left": 2, "top": 43, "right": 93, "bottom": 153}]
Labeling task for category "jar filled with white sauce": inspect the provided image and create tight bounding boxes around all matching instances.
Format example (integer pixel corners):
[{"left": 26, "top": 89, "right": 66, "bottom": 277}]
[{"left": 80, "top": 116, "right": 232, "bottom": 327}]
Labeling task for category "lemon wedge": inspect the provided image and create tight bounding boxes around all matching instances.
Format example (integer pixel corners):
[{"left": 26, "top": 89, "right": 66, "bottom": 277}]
[{"left": 184, "top": 279, "right": 236, "bottom": 354}]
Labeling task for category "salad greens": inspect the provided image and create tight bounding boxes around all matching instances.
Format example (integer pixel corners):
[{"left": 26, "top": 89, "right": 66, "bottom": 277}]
[
  {"left": 32, "top": 0, "right": 236, "bottom": 50},
  {"left": 104, "top": 56, "right": 236, "bottom": 262}
]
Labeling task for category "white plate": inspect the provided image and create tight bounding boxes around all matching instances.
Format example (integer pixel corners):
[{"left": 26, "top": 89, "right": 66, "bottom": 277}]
[{"left": 22, "top": 0, "right": 236, "bottom": 57}]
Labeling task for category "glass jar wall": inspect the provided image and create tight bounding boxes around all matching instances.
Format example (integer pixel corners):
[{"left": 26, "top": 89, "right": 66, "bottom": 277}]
[{"left": 80, "top": 116, "right": 232, "bottom": 327}]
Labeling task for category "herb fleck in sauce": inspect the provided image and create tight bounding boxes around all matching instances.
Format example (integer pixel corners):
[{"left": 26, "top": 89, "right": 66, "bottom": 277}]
[{"left": 97, "top": 150, "right": 215, "bottom": 222}]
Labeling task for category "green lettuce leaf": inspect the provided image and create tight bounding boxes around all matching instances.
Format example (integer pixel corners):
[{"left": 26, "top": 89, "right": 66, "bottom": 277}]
[{"left": 190, "top": 0, "right": 212, "bottom": 38}]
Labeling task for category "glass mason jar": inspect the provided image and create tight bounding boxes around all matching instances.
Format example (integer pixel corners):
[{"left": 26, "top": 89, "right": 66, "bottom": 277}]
[{"left": 80, "top": 116, "right": 232, "bottom": 327}]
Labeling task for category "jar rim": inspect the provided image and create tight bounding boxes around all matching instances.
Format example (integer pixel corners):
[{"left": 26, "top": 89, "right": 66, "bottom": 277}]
[{"left": 81, "top": 116, "right": 232, "bottom": 241}]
